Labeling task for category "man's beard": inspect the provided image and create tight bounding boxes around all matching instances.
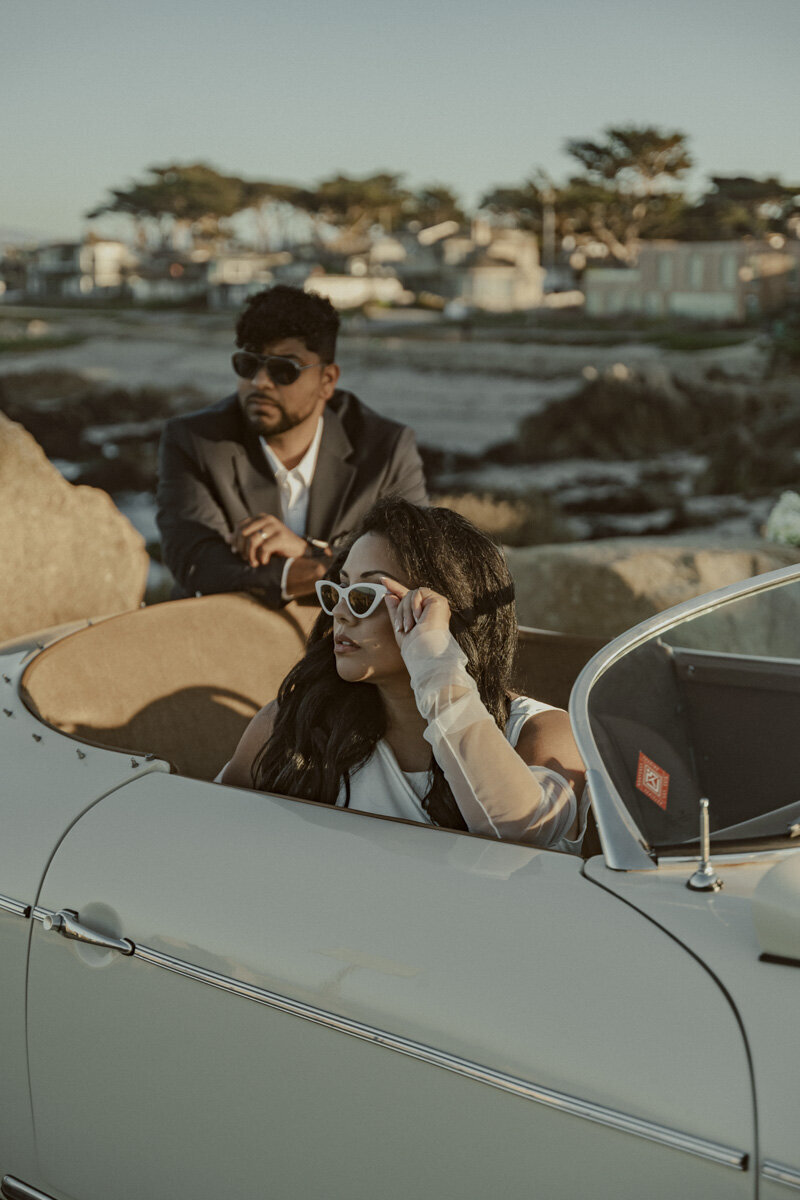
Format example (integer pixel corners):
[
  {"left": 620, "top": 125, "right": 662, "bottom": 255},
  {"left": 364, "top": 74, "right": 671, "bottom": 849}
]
[
  {"left": 249, "top": 409, "right": 296, "bottom": 437},
  {"left": 242, "top": 394, "right": 303, "bottom": 438}
]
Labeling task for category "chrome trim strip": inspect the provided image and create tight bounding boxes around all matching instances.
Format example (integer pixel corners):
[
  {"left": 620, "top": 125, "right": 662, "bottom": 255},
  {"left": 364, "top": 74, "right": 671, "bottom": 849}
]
[
  {"left": 2, "top": 1176, "right": 58, "bottom": 1200},
  {"left": 0, "top": 893, "right": 30, "bottom": 919},
  {"left": 31, "top": 906, "right": 51, "bottom": 924},
  {"left": 763, "top": 1161, "right": 800, "bottom": 1191},
  {"left": 568, "top": 562, "right": 800, "bottom": 871},
  {"left": 134, "top": 943, "right": 746, "bottom": 1170}
]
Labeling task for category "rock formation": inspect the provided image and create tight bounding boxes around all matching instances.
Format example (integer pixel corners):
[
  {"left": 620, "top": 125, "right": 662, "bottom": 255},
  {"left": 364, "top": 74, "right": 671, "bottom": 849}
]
[
  {"left": 0, "top": 413, "right": 149, "bottom": 642},
  {"left": 506, "top": 538, "right": 800, "bottom": 639}
]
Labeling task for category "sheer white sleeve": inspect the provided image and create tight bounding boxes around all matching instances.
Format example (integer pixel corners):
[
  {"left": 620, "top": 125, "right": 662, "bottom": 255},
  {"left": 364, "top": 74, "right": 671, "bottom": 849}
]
[{"left": 401, "top": 627, "right": 581, "bottom": 850}]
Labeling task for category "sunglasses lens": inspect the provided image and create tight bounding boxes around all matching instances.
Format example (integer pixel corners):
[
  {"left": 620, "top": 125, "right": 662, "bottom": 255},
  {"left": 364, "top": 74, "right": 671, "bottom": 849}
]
[
  {"left": 348, "top": 586, "right": 379, "bottom": 616},
  {"left": 232, "top": 353, "right": 303, "bottom": 385},
  {"left": 232, "top": 352, "right": 258, "bottom": 379},
  {"left": 318, "top": 582, "right": 339, "bottom": 614},
  {"left": 266, "top": 357, "right": 301, "bottom": 386}
]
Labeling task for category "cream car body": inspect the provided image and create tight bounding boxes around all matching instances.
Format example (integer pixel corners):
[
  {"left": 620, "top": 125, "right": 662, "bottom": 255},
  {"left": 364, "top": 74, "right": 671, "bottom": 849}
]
[{"left": 0, "top": 569, "right": 798, "bottom": 1200}]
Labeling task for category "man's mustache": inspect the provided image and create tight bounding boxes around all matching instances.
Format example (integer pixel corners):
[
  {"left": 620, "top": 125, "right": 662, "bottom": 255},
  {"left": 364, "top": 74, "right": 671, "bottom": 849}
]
[{"left": 246, "top": 391, "right": 281, "bottom": 404}]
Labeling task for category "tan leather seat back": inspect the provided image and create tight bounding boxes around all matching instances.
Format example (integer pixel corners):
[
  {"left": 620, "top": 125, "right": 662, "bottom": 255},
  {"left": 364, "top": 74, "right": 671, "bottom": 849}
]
[
  {"left": 512, "top": 626, "right": 607, "bottom": 710},
  {"left": 21, "top": 595, "right": 319, "bottom": 781},
  {"left": 22, "top": 604, "right": 605, "bottom": 784}
]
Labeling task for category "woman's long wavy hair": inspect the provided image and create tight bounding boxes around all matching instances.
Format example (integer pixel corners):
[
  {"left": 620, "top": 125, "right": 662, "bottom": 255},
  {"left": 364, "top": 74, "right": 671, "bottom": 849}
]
[{"left": 252, "top": 498, "right": 518, "bottom": 829}]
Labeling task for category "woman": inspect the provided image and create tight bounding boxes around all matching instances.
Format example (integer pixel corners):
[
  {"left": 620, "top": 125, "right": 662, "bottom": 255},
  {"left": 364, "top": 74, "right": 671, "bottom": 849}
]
[{"left": 221, "top": 498, "right": 588, "bottom": 852}]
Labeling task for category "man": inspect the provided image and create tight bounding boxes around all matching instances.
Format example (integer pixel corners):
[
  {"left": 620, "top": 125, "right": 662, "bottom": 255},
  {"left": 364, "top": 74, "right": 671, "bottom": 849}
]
[{"left": 157, "top": 285, "right": 428, "bottom": 608}]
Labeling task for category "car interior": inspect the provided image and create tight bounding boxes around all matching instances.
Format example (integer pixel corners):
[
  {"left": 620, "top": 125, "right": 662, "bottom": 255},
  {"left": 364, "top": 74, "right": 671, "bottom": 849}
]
[
  {"left": 589, "top": 635, "right": 800, "bottom": 846},
  {"left": 19, "top": 591, "right": 606, "bottom": 787}
]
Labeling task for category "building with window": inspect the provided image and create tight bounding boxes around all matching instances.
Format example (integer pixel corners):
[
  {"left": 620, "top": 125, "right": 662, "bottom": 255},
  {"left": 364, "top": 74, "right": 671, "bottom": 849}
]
[
  {"left": 583, "top": 240, "right": 799, "bottom": 322},
  {"left": 26, "top": 239, "right": 137, "bottom": 300}
]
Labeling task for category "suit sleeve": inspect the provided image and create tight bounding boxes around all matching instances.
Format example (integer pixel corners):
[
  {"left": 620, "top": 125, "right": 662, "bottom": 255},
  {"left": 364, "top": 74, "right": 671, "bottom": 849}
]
[
  {"left": 380, "top": 426, "right": 429, "bottom": 505},
  {"left": 156, "top": 420, "right": 286, "bottom": 609}
]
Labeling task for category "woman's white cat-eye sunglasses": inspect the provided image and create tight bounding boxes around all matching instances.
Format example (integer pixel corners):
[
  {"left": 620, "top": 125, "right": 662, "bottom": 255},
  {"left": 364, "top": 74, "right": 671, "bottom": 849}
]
[{"left": 315, "top": 579, "right": 389, "bottom": 619}]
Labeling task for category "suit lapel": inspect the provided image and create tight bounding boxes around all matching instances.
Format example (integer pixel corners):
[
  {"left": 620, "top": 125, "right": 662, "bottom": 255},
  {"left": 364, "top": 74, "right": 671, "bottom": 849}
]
[
  {"left": 305, "top": 406, "right": 357, "bottom": 540},
  {"left": 230, "top": 410, "right": 282, "bottom": 520}
]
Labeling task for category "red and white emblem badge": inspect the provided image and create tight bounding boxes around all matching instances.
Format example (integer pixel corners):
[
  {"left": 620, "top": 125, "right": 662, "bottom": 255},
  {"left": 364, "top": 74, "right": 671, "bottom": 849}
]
[{"left": 635, "top": 752, "right": 670, "bottom": 810}]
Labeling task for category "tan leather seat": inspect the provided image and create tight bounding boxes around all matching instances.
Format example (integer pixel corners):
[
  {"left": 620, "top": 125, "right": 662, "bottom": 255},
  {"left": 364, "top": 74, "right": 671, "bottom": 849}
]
[
  {"left": 21, "top": 600, "right": 605, "bottom": 784},
  {"left": 21, "top": 595, "right": 319, "bottom": 781}
]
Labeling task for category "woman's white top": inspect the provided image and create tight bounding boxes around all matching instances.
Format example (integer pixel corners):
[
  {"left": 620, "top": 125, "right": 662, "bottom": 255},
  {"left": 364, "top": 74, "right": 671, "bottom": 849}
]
[
  {"left": 338, "top": 629, "right": 589, "bottom": 857},
  {"left": 218, "top": 627, "right": 589, "bottom": 855}
]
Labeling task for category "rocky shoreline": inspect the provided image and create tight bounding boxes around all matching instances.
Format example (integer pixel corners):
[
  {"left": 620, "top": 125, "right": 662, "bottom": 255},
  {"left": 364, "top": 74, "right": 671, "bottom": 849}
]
[
  {"left": 3, "top": 353, "right": 800, "bottom": 546},
  {"left": 2, "top": 316, "right": 799, "bottom": 619}
]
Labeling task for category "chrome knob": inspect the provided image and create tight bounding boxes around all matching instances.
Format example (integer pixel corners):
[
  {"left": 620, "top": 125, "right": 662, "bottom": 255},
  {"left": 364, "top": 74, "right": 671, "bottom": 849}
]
[{"left": 42, "top": 912, "right": 64, "bottom": 932}]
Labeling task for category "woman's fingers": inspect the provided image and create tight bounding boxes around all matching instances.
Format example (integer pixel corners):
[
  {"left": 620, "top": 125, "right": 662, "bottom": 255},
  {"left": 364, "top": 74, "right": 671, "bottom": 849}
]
[
  {"left": 415, "top": 589, "right": 452, "bottom": 631},
  {"left": 380, "top": 577, "right": 408, "bottom": 601},
  {"left": 388, "top": 591, "right": 415, "bottom": 635},
  {"left": 396, "top": 592, "right": 415, "bottom": 634},
  {"left": 380, "top": 580, "right": 451, "bottom": 637},
  {"left": 384, "top": 593, "right": 400, "bottom": 630},
  {"left": 380, "top": 577, "right": 407, "bottom": 636}
]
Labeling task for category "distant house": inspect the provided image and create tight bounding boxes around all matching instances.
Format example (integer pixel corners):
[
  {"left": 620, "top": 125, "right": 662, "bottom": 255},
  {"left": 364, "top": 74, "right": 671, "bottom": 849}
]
[
  {"left": 205, "top": 250, "right": 292, "bottom": 309},
  {"left": 583, "top": 240, "right": 800, "bottom": 321},
  {"left": 0, "top": 250, "right": 27, "bottom": 300},
  {"left": 26, "top": 238, "right": 137, "bottom": 300},
  {"left": 393, "top": 224, "right": 546, "bottom": 312},
  {"left": 304, "top": 272, "right": 408, "bottom": 310},
  {"left": 393, "top": 234, "right": 460, "bottom": 299},
  {"left": 364, "top": 235, "right": 407, "bottom": 266},
  {"left": 459, "top": 230, "right": 545, "bottom": 312},
  {"left": 127, "top": 253, "right": 208, "bottom": 305}
]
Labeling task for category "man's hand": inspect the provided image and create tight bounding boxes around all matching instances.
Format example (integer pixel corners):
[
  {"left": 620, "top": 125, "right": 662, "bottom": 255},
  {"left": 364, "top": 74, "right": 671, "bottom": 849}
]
[
  {"left": 284, "top": 555, "right": 332, "bottom": 599},
  {"left": 226, "top": 514, "right": 308, "bottom": 567}
]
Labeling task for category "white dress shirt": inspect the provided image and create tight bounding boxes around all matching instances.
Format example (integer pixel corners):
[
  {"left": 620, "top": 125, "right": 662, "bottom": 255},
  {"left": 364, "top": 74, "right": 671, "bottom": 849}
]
[{"left": 259, "top": 418, "right": 324, "bottom": 598}]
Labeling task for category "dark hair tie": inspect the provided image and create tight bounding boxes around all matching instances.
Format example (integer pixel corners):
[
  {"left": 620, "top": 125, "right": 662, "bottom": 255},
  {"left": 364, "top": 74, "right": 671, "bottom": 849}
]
[{"left": 451, "top": 582, "right": 516, "bottom": 630}]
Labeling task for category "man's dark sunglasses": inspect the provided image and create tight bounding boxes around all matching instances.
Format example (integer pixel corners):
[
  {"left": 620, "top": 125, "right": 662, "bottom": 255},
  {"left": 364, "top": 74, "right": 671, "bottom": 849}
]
[{"left": 231, "top": 351, "right": 322, "bottom": 387}]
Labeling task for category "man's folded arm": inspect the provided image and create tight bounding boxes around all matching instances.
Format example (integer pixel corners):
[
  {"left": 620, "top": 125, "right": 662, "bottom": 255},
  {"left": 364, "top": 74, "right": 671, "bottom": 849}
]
[{"left": 156, "top": 423, "right": 285, "bottom": 608}]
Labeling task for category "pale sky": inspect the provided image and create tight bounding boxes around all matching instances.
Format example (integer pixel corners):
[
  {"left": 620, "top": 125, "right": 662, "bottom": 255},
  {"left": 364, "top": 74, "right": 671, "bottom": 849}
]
[{"left": 2, "top": 0, "right": 798, "bottom": 241}]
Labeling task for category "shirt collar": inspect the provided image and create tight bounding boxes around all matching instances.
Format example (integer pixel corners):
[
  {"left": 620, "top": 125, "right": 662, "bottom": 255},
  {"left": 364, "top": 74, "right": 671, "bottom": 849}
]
[{"left": 260, "top": 417, "right": 324, "bottom": 487}]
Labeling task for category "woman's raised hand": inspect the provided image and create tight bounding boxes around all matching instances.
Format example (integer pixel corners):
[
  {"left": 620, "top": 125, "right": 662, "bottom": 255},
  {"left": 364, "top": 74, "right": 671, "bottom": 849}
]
[{"left": 381, "top": 578, "right": 451, "bottom": 646}]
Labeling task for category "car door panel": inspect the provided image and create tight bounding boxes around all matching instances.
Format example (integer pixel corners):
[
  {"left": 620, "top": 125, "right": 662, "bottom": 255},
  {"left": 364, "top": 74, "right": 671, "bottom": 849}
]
[
  {"left": 0, "top": 645, "right": 170, "bottom": 1182},
  {"left": 26, "top": 773, "right": 755, "bottom": 1199}
]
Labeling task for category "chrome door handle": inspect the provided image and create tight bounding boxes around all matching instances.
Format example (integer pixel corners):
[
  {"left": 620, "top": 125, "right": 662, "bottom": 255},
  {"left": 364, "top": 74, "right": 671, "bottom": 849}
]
[{"left": 42, "top": 909, "right": 134, "bottom": 956}]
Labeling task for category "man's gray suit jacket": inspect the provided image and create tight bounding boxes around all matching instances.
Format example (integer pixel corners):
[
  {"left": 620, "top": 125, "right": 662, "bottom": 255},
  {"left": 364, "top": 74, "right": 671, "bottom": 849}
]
[{"left": 156, "top": 388, "right": 428, "bottom": 609}]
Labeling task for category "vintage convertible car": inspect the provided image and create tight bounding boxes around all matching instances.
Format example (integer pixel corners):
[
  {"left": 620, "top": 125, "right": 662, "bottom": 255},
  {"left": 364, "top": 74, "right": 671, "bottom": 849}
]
[{"left": 1, "top": 567, "right": 799, "bottom": 1200}]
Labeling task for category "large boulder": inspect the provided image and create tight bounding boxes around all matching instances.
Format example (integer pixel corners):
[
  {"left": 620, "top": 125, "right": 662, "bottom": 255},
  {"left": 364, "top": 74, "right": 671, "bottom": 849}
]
[
  {"left": 505, "top": 538, "right": 800, "bottom": 639},
  {"left": 0, "top": 413, "right": 149, "bottom": 642}
]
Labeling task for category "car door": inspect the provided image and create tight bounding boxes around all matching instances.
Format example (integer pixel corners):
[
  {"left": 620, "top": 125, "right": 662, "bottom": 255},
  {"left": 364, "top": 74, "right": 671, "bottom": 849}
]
[{"left": 25, "top": 772, "right": 756, "bottom": 1200}]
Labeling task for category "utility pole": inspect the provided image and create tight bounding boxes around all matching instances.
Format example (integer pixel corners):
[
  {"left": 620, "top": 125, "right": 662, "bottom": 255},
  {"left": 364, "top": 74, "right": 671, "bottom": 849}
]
[{"left": 534, "top": 170, "right": 557, "bottom": 270}]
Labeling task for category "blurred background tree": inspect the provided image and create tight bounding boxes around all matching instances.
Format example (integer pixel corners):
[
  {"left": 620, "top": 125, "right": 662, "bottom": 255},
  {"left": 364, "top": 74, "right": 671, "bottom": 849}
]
[
  {"left": 678, "top": 175, "right": 800, "bottom": 240},
  {"left": 238, "top": 179, "right": 305, "bottom": 250},
  {"left": 564, "top": 126, "right": 692, "bottom": 194},
  {"left": 289, "top": 172, "right": 412, "bottom": 246},
  {"left": 482, "top": 125, "right": 693, "bottom": 264},
  {"left": 87, "top": 145, "right": 799, "bottom": 263},
  {"left": 88, "top": 163, "right": 248, "bottom": 250},
  {"left": 403, "top": 184, "right": 465, "bottom": 228}
]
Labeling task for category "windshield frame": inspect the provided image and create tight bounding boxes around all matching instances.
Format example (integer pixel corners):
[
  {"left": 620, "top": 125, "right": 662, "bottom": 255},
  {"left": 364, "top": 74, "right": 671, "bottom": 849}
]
[{"left": 569, "top": 561, "right": 800, "bottom": 871}]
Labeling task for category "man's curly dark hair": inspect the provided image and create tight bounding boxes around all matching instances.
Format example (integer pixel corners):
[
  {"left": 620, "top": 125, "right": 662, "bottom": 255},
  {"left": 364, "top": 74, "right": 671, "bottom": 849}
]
[{"left": 235, "top": 285, "right": 340, "bottom": 362}]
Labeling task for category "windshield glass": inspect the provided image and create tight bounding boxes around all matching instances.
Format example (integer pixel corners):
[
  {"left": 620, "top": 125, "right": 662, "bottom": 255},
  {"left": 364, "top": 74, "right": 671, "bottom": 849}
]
[{"left": 586, "top": 572, "right": 800, "bottom": 850}]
